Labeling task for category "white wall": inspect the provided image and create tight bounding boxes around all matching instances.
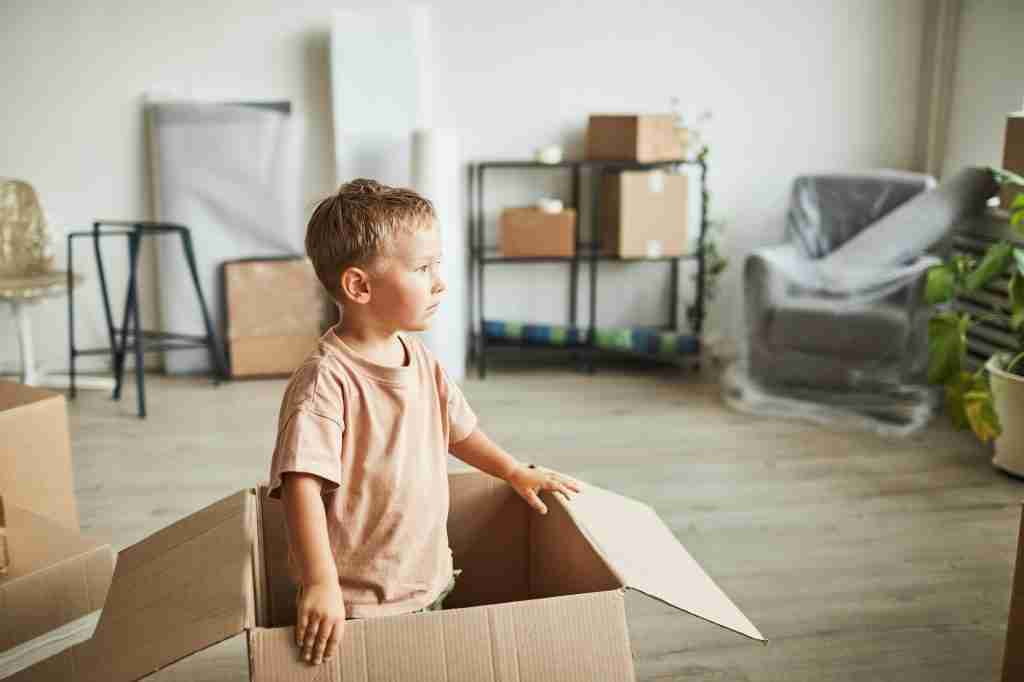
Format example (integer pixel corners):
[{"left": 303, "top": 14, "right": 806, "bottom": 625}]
[
  {"left": 1, "top": 0, "right": 926, "bottom": 374},
  {"left": 942, "top": 0, "right": 1024, "bottom": 179}
]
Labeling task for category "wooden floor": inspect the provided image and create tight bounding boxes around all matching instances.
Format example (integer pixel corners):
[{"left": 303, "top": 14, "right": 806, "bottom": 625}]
[{"left": 67, "top": 359, "right": 1023, "bottom": 681}]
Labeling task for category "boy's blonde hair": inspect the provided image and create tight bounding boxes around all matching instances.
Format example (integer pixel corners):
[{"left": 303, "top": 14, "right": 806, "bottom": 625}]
[{"left": 305, "top": 178, "right": 435, "bottom": 300}]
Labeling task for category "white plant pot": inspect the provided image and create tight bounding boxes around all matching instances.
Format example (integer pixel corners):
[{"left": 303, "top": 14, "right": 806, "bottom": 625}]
[{"left": 988, "top": 356, "right": 1024, "bottom": 477}]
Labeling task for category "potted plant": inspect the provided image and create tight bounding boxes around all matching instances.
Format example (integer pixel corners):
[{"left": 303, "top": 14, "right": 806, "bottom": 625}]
[{"left": 927, "top": 168, "right": 1024, "bottom": 475}]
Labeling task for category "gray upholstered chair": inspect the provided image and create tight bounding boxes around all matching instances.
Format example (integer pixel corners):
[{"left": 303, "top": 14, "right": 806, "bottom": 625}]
[{"left": 734, "top": 168, "right": 997, "bottom": 428}]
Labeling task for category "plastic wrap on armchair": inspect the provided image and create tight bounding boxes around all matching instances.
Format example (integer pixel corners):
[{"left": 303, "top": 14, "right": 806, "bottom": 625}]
[{"left": 725, "top": 168, "right": 997, "bottom": 435}]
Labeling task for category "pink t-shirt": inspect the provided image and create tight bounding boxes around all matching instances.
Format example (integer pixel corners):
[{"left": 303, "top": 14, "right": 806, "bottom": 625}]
[{"left": 267, "top": 327, "right": 477, "bottom": 618}]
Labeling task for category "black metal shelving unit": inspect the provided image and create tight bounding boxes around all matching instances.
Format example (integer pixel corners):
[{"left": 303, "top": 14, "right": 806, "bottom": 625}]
[{"left": 469, "top": 157, "right": 708, "bottom": 379}]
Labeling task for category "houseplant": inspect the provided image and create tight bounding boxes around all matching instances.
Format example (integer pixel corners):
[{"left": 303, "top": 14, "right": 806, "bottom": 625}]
[{"left": 927, "top": 168, "right": 1024, "bottom": 473}]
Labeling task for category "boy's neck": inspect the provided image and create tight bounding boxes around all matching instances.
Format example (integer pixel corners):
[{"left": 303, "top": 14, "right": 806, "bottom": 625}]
[{"left": 335, "top": 316, "right": 408, "bottom": 367}]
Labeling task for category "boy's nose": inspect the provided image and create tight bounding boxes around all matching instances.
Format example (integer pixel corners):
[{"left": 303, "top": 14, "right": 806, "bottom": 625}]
[{"left": 433, "top": 275, "right": 447, "bottom": 295}]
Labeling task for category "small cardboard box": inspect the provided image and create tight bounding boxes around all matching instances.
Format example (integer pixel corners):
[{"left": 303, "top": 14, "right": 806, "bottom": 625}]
[
  {"left": 1003, "top": 506, "right": 1024, "bottom": 681},
  {"left": 585, "top": 115, "right": 684, "bottom": 163},
  {"left": 600, "top": 171, "right": 688, "bottom": 259},
  {"left": 0, "top": 500, "right": 114, "bottom": 680},
  {"left": 224, "top": 258, "right": 336, "bottom": 378},
  {"left": 16, "top": 472, "right": 763, "bottom": 681},
  {"left": 1001, "top": 113, "right": 1024, "bottom": 210},
  {"left": 0, "top": 382, "right": 78, "bottom": 531},
  {"left": 499, "top": 208, "right": 577, "bottom": 258}
]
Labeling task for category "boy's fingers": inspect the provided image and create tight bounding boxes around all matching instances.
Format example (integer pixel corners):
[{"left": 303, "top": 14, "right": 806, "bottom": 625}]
[
  {"left": 313, "top": 622, "right": 333, "bottom": 664},
  {"left": 323, "top": 621, "right": 344, "bottom": 662},
  {"left": 525, "top": 489, "right": 547, "bottom": 514},
  {"left": 296, "top": 613, "right": 308, "bottom": 647},
  {"left": 303, "top": 618, "right": 321, "bottom": 661}
]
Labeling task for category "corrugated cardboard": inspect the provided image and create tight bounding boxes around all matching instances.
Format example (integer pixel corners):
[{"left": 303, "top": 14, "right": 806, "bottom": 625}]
[
  {"left": 0, "top": 501, "right": 114, "bottom": 680},
  {"left": 1001, "top": 113, "right": 1024, "bottom": 210},
  {"left": 1003, "top": 505, "right": 1024, "bottom": 681},
  {"left": 0, "top": 496, "right": 8, "bottom": 575},
  {"left": 585, "top": 115, "right": 684, "bottom": 163},
  {"left": 600, "top": 171, "right": 688, "bottom": 258},
  {"left": 499, "top": 208, "right": 577, "bottom": 258},
  {"left": 0, "top": 382, "right": 77, "bottom": 530},
  {"left": 224, "top": 258, "right": 336, "bottom": 378},
  {"left": 15, "top": 473, "right": 762, "bottom": 681}
]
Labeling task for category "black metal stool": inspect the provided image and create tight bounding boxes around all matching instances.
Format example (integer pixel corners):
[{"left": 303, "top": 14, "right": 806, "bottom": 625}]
[{"left": 68, "top": 221, "right": 228, "bottom": 417}]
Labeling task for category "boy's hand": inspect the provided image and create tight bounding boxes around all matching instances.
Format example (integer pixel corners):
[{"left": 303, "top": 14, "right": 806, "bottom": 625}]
[
  {"left": 507, "top": 464, "right": 582, "bottom": 514},
  {"left": 296, "top": 580, "right": 346, "bottom": 665}
]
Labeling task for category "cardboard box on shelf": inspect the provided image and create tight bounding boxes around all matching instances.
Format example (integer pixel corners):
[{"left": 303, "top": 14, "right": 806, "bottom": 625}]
[
  {"left": 585, "top": 114, "right": 684, "bottom": 163},
  {"left": 14, "top": 472, "right": 763, "bottom": 681},
  {"left": 1001, "top": 112, "right": 1024, "bottom": 211},
  {"left": 0, "top": 382, "right": 77, "bottom": 531},
  {"left": 499, "top": 208, "right": 577, "bottom": 258},
  {"left": 600, "top": 170, "right": 688, "bottom": 259},
  {"left": 0, "top": 500, "right": 114, "bottom": 680},
  {"left": 224, "top": 258, "right": 337, "bottom": 378}
]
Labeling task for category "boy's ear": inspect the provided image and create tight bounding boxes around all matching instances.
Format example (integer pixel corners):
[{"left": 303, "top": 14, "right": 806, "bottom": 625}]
[{"left": 339, "top": 267, "right": 371, "bottom": 304}]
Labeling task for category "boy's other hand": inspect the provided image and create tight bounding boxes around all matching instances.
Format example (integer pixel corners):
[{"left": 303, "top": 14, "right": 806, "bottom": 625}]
[
  {"left": 296, "top": 580, "right": 346, "bottom": 665},
  {"left": 508, "top": 464, "right": 582, "bottom": 515}
]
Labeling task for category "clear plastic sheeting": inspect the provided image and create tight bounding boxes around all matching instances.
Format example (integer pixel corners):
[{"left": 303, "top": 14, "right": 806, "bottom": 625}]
[{"left": 725, "top": 167, "right": 998, "bottom": 436}]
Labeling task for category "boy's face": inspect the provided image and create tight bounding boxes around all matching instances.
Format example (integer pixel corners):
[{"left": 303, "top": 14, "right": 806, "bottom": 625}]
[{"left": 367, "top": 225, "right": 446, "bottom": 332}]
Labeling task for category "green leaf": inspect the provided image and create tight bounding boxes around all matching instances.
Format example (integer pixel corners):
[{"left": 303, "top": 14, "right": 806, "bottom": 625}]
[
  {"left": 964, "top": 388, "right": 1001, "bottom": 442},
  {"left": 928, "top": 311, "right": 970, "bottom": 384},
  {"left": 1013, "top": 193, "right": 1024, "bottom": 210},
  {"left": 1014, "top": 249, "right": 1024, "bottom": 275},
  {"left": 992, "top": 167, "right": 1024, "bottom": 187},
  {"left": 1011, "top": 272, "right": 1024, "bottom": 331},
  {"left": 944, "top": 371, "right": 974, "bottom": 429},
  {"left": 925, "top": 265, "right": 956, "bottom": 304},
  {"left": 966, "top": 241, "right": 1013, "bottom": 291}
]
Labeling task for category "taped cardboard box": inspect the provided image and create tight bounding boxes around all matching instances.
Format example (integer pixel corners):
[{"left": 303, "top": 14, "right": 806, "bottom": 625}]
[
  {"left": 13, "top": 471, "right": 762, "bottom": 681},
  {"left": 600, "top": 171, "right": 688, "bottom": 259},
  {"left": 0, "top": 382, "right": 77, "bottom": 531},
  {"left": 224, "top": 258, "right": 337, "bottom": 378},
  {"left": 585, "top": 115, "right": 683, "bottom": 163},
  {"left": 0, "top": 501, "right": 114, "bottom": 680},
  {"left": 499, "top": 208, "right": 577, "bottom": 258}
]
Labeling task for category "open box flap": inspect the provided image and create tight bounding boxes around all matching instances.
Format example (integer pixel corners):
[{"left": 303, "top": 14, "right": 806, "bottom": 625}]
[
  {"left": 558, "top": 483, "right": 765, "bottom": 642},
  {"left": 71, "top": 489, "right": 262, "bottom": 681}
]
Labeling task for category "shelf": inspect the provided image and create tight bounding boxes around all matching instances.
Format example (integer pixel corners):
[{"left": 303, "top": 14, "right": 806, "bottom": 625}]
[
  {"left": 478, "top": 248, "right": 697, "bottom": 264},
  {"left": 475, "top": 159, "right": 699, "bottom": 170}
]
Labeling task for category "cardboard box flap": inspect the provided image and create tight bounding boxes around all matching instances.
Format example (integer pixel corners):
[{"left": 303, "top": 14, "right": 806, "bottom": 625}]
[
  {"left": 75, "top": 489, "right": 262, "bottom": 681},
  {"left": 559, "top": 483, "right": 765, "bottom": 642},
  {"left": 0, "top": 495, "right": 8, "bottom": 574}
]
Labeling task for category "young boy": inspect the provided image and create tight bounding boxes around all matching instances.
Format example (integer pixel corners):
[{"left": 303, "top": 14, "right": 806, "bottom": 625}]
[{"left": 267, "top": 179, "right": 581, "bottom": 666}]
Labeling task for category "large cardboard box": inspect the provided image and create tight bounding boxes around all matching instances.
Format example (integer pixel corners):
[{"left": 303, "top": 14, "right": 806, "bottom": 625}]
[
  {"left": 0, "top": 500, "right": 114, "bottom": 680},
  {"left": 499, "top": 208, "right": 577, "bottom": 258},
  {"left": 1001, "top": 113, "right": 1024, "bottom": 211},
  {"left": 224, "top": 258, "right": 336, "bottom": 378},
  {"left": 585, "top": 115, "right": 683, "bottom": 163},
  {"left": 600, "top": 171, "right": 688, "bottom": 259},
  {"left": 0, "top": 382, "right": 77, "bottom": 531},
  {"left": 1003, "top": 506, "right": 1024, "bottom": 681},
  {"left": 14, "top": 472, "right": 763, "bottom": 681}
]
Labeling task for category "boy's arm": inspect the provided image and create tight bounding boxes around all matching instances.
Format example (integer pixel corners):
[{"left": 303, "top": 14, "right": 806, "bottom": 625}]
[
  {"left": 281, "top": 472, "right": 346, "bottom": 665},
  {"left": 449, "top": 428, "right": 582, "bottom": 514}
]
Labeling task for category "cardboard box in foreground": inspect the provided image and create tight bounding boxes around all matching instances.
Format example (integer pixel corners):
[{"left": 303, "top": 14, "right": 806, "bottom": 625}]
[
  {"left": 14, "top": 472, "right": 763, "bottom": 681},
  {"left": 0, "top": 381, "right": 78, "bottom": 531},
  {"left": 0, "top": 500, "right": 114, "bottom": 680}
]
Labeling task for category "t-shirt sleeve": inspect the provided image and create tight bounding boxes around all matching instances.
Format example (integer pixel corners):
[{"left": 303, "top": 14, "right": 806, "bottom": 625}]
[
  {"left": 439, "top": 365, "right": 478, "bottom": 448},
  {"left": 267, "top": 363, "right": 345, "bottom": 499}
]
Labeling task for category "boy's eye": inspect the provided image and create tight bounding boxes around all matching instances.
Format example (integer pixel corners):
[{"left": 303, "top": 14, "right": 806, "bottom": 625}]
[{"left": 418, "top": 265, "right": 430, "bottom": 272}]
